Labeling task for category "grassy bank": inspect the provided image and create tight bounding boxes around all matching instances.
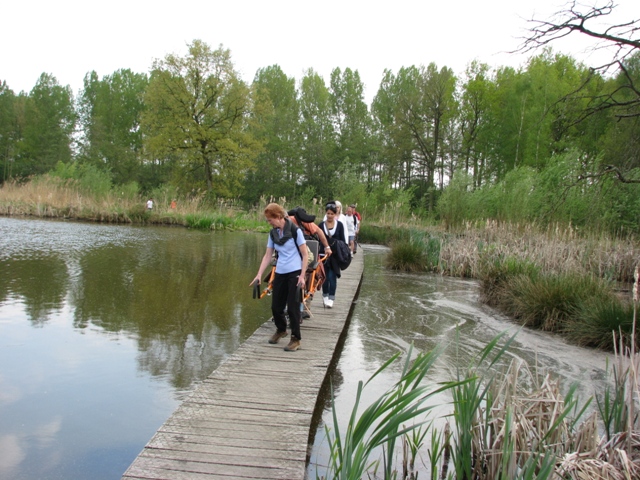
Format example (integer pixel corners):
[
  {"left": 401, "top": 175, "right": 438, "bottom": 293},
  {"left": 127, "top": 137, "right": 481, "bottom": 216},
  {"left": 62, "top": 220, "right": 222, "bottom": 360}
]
[
  {"left": 370, "top": 222, "right": 640, "bottom": 353},
  {"left": 3, "top": 177, "right": 639, "bottom": 352},
  {"left": 0, "top": 176, "right": 269, "bottom": 231}
]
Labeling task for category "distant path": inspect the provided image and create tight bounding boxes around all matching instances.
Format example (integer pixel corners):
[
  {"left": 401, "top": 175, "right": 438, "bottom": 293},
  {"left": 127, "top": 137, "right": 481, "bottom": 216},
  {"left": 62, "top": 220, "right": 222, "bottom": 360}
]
[{"left": 123, "top": 251, "right": 364, "bottom": 479}]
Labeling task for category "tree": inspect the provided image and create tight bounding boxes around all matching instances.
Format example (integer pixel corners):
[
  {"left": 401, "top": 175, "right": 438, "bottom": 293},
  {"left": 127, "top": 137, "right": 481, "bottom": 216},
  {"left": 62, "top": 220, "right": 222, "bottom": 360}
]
[
  {"left": 298, "top": 69, "right": 335, "bottom": 198},
  {"left": 78, "top": 69, "right": 148, "bottom": 186},
  {"left": 459, "top": 61, "right": 494, "bottom": 188},
  {"left": 519, "top": 1, "right": 640, "bottom": 183},
  {"left": 372, "top": 64, "right": 457, "bottom": 210},
  {"left": 371, "top": 68, "right": 415, "bottom": 190},
  {"left": 0, "top": 81, "right": 18, "bottom": 183},
  {"left": 329, "top": 68, "right": 373, "bottom": 187},
  {"left": 141, "top": 40, "right": 260, "bottom": 197},
  {"left": 14, "top": 73, "right": 76, "bottom": 178},
  {"left": 246, "top": 65, "right": 301, "bottom": 202}
]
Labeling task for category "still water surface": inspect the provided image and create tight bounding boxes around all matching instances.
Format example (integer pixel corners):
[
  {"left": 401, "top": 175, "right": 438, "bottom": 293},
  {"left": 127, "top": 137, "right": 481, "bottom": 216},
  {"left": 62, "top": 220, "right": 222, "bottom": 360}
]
[
  {"left": 0, "top": 217, "right": 613, "bottom": 479},
  {"left": 0, "top": 217, "right": 267, "bottom": 479}
]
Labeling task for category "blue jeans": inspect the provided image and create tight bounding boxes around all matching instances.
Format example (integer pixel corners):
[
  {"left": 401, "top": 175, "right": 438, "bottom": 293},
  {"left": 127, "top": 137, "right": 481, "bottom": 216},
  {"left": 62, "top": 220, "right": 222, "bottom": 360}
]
[{"left": 322, "top": 267, "right": 337, "bottom": 300}]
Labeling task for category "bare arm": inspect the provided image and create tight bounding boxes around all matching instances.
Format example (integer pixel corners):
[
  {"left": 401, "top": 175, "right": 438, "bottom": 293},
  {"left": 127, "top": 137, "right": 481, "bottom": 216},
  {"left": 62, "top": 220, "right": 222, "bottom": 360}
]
[{"left": 250, "top": 247, "right": 275, "bottom": 286}]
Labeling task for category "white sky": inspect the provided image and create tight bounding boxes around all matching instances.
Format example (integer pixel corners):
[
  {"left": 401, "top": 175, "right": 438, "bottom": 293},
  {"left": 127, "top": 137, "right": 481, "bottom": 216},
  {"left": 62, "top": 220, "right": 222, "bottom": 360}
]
[{"left": 1, "top": 0, "right": 638, "bottom": 103}]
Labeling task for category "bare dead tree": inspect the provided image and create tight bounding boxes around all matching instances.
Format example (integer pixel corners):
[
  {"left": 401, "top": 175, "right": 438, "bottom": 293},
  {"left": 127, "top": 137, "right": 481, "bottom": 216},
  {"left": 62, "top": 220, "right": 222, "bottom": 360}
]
[
  {"left": 514, "top": 1, "right": 640, "bottom": 186},
  {"left": 516, "top": 1, "right": 640, "bottom": 122}
]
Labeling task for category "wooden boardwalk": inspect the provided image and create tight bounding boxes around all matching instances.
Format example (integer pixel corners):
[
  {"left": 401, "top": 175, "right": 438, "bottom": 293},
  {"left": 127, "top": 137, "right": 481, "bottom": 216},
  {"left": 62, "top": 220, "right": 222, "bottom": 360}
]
[{"left": 123, "top": 252, "right": 364, "bottom": 480}]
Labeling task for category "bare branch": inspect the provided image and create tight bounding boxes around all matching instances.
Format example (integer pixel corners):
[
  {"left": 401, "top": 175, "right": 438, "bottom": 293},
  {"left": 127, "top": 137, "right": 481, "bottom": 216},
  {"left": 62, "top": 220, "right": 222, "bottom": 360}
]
[{"left": 515, "top": 0, "right": 640, "bottom": 69}]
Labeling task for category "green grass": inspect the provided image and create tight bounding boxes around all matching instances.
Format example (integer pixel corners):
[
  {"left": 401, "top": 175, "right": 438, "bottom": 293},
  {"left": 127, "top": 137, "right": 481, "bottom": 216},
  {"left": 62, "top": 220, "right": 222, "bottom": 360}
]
[
  {"left": 501, "top": 273, "right": 612, "bottom": 331},
  {"left": 565, "top": 298, "right": 636, "bottom": 351}
]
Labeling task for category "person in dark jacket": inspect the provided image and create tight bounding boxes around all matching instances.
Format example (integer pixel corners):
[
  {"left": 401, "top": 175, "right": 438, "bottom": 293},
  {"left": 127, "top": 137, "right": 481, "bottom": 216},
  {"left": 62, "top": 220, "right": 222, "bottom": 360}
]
[{"left": 317, "top": 202, "right": 347, "bottom": 308}]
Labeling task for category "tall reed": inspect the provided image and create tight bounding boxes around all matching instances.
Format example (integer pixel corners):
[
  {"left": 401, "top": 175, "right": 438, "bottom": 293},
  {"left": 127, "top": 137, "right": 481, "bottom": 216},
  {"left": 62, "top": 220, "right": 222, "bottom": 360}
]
[{"left": 318, "top": 327, "right": 640, "bottom": 479}]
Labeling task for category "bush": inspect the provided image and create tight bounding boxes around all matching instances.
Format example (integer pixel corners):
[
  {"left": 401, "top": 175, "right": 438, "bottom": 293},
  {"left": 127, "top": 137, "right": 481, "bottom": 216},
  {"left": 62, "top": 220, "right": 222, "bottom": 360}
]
[
  {"left": 478, "top": 255, "right": 540, "bottom": 306},
  {"left": 387, "top": 234, "right": 440, "bottom": 272},
  {"left": 565, "top": 297, "right": 636, "bottom": 351},
  {"left": 500, "top": 273, "right": 612, "bottom": 331}
]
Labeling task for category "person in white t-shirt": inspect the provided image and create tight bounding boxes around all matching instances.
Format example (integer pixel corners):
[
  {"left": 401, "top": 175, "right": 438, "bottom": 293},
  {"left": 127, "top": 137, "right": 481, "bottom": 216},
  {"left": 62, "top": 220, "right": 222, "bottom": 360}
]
[
  {"left": 345, "top": 206, "right": 357, "bottom": 253},
  {"left": 146, "top": 198, "right": 153, "bottom": 210}
]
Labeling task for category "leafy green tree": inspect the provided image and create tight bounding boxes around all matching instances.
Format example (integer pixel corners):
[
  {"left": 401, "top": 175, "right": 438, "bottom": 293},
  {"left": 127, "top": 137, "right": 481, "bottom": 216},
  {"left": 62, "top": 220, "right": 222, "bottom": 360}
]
[
  {"left": 329, "top": 68, "right": 374, "bottom": 188},
  {"left": 78, "top": 69, "right": 149, "bottom": 186},
  {"left": 141, "top": 40, "right": 260, "bottom": 198},
  {"left": 371, "top": 68, "right": 415, "bottom": 190},
  {"left": 299, "top": 69, "right": 335, "bottom": 198},
  {"left": 13, "top": 73, "right": 76, "bottom": 178},
  {"left": 0, "top": 81, "right": 18, "bottom": 183},
  {"left": 246, "top": 65, "right": 301, "bottom": 202},
  {"left": 459, "top": 61, "right": 495, "bottom": 188},
  {"left": 519, "top": 1, "right": 640, "bottom": 186},
  {"left": 372, "top": 64, "right": 457, "bottom": 210}
]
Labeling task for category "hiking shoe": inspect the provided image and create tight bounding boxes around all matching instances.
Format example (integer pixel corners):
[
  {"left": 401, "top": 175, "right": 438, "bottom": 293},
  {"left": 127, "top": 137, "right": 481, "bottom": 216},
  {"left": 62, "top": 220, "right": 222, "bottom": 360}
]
[
  {"left": 284, "top": 336, "right": 301, "bottom": 352},
  {"left": 268, "top": 330, "right": 288, "bottom": 344}
]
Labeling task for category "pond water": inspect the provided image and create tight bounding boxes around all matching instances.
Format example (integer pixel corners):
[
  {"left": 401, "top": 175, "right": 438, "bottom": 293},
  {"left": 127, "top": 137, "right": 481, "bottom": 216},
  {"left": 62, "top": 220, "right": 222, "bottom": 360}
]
[
  {"left": 306, "top": 245, "right": 613, "bottom": 478},
  {"left": 0, "top": 218, "right": 613, "bottom": 479},
  {"left": 0, "top": 217, "right": 268, "bottom": 479}
]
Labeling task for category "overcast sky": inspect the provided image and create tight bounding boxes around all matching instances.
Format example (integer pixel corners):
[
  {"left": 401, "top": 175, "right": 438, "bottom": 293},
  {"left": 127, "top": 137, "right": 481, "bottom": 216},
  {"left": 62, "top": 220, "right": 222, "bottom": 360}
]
[{"left": 1, "top": 0, "right": 638, "bottom": 103}]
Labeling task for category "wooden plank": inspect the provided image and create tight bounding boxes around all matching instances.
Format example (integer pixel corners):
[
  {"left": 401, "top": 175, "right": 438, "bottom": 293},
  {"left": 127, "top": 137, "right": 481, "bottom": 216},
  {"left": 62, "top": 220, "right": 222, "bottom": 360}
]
[{"left": 123, "top": 252, "right": 363, "bottom": 479}]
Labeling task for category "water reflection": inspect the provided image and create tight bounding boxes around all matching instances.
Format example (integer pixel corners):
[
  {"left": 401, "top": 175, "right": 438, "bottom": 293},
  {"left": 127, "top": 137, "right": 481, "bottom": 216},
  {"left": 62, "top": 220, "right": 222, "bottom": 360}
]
[{"left": 0, "top": 217, "right": 269, "bottom": 479}]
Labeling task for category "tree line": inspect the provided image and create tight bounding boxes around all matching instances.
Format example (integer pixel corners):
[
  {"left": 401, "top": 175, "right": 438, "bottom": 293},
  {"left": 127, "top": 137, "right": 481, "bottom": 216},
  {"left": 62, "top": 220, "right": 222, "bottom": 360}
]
[{"left": 1, "top": 4, "right": 638, "bottom": 233}]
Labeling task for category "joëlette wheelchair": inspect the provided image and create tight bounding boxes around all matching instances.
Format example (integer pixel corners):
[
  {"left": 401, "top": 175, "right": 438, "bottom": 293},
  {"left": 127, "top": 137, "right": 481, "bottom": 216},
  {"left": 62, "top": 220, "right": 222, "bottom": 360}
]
[{"left": 252, "top": 240, "right": 326, "bottom": 317}]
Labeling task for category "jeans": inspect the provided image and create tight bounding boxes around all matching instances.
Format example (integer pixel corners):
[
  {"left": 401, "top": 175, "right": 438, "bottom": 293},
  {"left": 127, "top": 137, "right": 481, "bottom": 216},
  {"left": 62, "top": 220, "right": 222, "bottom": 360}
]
[
  {"left": 271, "top": 270, "right": 302, "bottom": 340},
  {"left": 322, "top": 266, "right": 337, "bottom": 300}
]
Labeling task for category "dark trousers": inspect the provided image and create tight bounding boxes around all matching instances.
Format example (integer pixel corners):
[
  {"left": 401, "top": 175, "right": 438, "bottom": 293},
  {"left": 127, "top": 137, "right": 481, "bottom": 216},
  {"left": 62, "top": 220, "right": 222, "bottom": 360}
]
[{"left": 271, "top": 270, "right": 302, "bottom": 340}]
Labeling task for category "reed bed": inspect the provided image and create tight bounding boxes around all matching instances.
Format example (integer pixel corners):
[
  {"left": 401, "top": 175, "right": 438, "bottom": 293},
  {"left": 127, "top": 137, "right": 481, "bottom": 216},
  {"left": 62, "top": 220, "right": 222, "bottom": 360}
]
[
  {"left": 440, "top": 221, "right": 640, "bottom": 284},
  {"left": 0, "top": 177, "right": 263, "bottom": 230},
  {"left": 318, "top": 325, "right": 640, "bottom": 479}
]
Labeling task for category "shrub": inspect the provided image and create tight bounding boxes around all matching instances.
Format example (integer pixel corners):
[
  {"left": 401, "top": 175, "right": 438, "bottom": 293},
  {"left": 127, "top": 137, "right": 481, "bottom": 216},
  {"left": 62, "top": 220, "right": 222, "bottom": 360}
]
[
  {"left": 565, "top": 297, "right": 636, "bottom": 351},
  {"left": 501, "top": 273, "right": 612, "bottom": 331},
  {"left": 386, "top": 239, "right": 430, "bottom": 272},
  {"left": 478, "top": 255, "right": 540, "bottom": 306}
]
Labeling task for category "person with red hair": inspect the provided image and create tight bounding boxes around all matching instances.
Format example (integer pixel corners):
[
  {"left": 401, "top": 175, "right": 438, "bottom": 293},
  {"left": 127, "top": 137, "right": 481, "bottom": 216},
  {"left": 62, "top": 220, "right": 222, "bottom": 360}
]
[{"left": 251, "top": 203, "right": 308, "bottom": 352}]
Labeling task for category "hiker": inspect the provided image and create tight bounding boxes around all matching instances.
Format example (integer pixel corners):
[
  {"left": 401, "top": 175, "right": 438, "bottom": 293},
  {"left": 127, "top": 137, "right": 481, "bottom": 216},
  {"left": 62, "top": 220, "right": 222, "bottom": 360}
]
[
  {"left": 323, "top": 200, "right": 349, "bottom": 239},
  {"left": 318, "top": 202, "right": 348, "bottom": 308},
  {"left": 146, "top": 198, "right": 153, "bottom": 210},
  {"left": 250, "top": 203, "right": 307, "bottom": 352},
  {"left": 170, "top": 199, "right": 177, "bottom": 210},
  {"left": 351, "top": 204, "right": 361, "bottom": 253},
  {"left": 287, "top": 206, "right": 332, "bottom": 257},
  {"left": 288, "top": 206, "right": 332, "bottom": 319},
  {"left": 345, "top": 205, "right": 357, "bottom": 254}
]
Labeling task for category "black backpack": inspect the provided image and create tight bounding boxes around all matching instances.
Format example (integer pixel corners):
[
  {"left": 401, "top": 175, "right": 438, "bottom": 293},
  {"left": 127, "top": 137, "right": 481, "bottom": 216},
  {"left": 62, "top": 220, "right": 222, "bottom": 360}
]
[{"left": 324, "top": 222, "right": 351, "bottom": 270}]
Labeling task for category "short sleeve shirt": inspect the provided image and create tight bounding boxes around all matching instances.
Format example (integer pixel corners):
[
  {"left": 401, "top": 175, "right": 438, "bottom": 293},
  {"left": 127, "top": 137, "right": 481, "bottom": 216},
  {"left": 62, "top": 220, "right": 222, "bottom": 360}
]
[{"left": 267, "top": 227, "right": 306, "bottom": 274}]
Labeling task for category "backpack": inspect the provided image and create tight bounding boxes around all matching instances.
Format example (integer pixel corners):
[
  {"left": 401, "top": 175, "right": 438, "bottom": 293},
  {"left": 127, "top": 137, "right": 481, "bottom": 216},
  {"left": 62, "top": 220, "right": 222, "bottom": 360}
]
[
  {"left": 269, "top": 218, "right": 313, "bottom": 266},
  {"left": 329, "top": 236, "right": 352, "bottom": 270},
  {"left": 324, "top": 222, "right": 351, "bottom": 271}
]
